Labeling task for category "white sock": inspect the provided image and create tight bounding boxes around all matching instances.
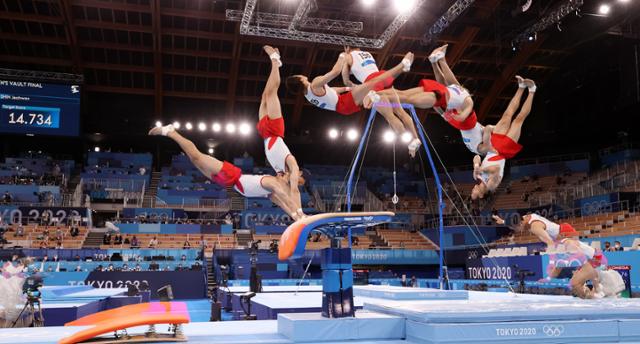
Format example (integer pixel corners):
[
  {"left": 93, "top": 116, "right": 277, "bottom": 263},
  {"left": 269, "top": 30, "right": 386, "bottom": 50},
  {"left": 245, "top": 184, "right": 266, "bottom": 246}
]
[
  {"left": 401, "top": 58, "right": 412, "bottom": 72},
  {"left": 528, "top": 85, "right": 537, "bottom": 92},
  {"left": 269, "top": 52, "right": 282, "bottom": 68},
  {"left": 367, "top": 91, "right": 381, "bottom": 104},
  {"left": 518, "top": 81, "right": 527, "bottom": 89},
  {"left": 428, "top": 51, "right": 444, "bottom": 64},
  {"left": 161, "top": 124, "right": 175, "bottom": 136}
]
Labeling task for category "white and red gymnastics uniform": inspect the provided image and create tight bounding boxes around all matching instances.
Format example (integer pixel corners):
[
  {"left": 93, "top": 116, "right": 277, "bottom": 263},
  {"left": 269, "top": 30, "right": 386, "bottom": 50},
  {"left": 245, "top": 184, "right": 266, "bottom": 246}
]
[
  {"left": 304, "top": 84, "right": 362, "bottom": 116},
  {"left": 234, "top": 175, "right": 272, "bottom": 198},
  {"left": 349, "top": 50, "right": 394, "bottom": 91},
  {"left": 256, "top": 116, "right": 292, "bottom": 174},
  {"left": 418, "top": 79, "right": 478, "bottom": 131},
  {"left": 560, "top": 238, "right": 604, "bottom": 268},
  {"left": 491, "top": 133, "right": 523, "bottom": 160},
  {"left": 209, "top": 161, "right": 271, "bottom": 198},
  {"left": 527, "top": 214, "right": 561, "bottom": 240},
  {"left": 461, "top": 122, "right": 484, "bottom": 155},
  {"left": 477, "top": 152, "right": 505, "bottom": 189}
]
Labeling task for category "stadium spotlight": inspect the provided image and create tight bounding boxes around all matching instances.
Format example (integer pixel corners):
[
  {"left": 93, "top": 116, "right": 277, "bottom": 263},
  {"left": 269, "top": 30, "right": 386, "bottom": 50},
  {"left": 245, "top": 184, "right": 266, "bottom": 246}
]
[
  {"left": 239, "top": 122, "right": 251, "bottom": 136},
  {"left": 361, "top": 0, "right": 376, "bottom": 7},
  {"left": 173, "top": 121, "right": 181, "bottom": 129},
  {"left": 94, "top": 146, "right": 100, "bottom": 152},
  {"left": 401, "top": 132, "right": 413, "bottom": 143},
  {"left": 598, "top": 3, "right": 611, "bottom": 14},
  {"left": 155, "top": 121, "right": 162, "bottom": 128},
  {"left": 328, "top": 128, "right": 339, "bottom": 139},
  {"left": 383, "top": 130, "right": 396, "bottom": 143},
  {"left": 212, "top": 122, "right": 222, "bottom": 133},
  {"left": 347, "top": 129, "right": 359, "bottom": 141},
  {"left": 208, "top": 148, "right": 214, "bottom": 155},
  {"left": 618, "top": 0, "right": 630, "bottom": 3},
  {"left": 394, "top": 0, "right": 416, "bottom": 13},
  {"left": 198, "top": 122, "right": 206, "bottom": 131},
  {"left": 185, "top": 122, "right": 193, "bottom": 130},
  {"left": 226, "top": 123, "right": 237, "bottom": 134}
]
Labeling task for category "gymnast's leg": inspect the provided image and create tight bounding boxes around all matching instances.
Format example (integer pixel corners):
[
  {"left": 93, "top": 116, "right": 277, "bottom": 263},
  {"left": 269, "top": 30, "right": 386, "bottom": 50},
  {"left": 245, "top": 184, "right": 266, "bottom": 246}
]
[
  {"left": 149, "top": 125, "right": 221, "bottom": 179},
  {"left": 261, "top": 45, "right": 283, "bottom": 121},
  {"left": 505, "top": 79, "right": 536, "bottom": 143},
  {"left": 493, "top": 76, "right": 526, "bottom": 135}
]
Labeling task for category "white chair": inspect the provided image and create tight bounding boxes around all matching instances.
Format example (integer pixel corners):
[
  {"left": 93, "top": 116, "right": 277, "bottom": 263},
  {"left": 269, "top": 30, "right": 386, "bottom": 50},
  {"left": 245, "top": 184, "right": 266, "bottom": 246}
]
[{"left": 631, "top": 238, "right": 640, "bottom": 250}]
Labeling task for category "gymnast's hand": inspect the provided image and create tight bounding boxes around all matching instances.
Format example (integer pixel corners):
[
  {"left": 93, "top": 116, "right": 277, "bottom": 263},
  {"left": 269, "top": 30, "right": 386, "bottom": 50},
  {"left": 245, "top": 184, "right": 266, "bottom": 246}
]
[{"left": 492, "top": 215, "right": 505, "bottom": 225}]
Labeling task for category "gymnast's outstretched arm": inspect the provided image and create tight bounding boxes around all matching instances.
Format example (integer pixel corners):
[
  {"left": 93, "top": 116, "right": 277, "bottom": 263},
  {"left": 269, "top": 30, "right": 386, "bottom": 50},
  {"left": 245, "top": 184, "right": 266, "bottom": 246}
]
[{"left": 312, "top": 53, "right": 347, "bottom": 90}]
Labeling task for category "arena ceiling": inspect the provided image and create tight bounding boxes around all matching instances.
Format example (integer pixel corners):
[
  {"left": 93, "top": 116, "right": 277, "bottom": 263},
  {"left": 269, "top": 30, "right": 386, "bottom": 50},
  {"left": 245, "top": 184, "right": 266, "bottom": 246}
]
[{"left": 0, "top": 0, "right": 639, "bottom": 137}]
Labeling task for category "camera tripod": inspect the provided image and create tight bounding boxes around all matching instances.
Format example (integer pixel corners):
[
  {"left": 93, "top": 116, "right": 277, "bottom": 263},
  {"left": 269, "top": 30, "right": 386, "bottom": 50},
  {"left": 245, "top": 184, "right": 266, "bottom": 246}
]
[{"left": 11, "top": 296, "right": 44, "bottom": 328}]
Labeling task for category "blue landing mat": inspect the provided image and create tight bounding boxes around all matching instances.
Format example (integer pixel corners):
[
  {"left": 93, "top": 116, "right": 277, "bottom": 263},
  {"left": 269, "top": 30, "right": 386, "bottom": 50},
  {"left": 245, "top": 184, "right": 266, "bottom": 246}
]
[
  {"left": 364, "top": 293, "right": 640, "bottom": 323},
  {"left": 0, "top": 321, "right": 417, "bottom": 344},
  {"left": 278, "top": 312, "right": 405, "bottom": 342},
  {"left": 353, "top": 286, "right": 468, "bottom": 300}
]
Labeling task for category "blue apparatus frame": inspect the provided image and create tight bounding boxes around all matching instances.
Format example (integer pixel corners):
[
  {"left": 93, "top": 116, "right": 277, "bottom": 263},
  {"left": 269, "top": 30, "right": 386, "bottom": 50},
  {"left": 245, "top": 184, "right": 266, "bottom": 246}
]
[{"left": 345, "top": 103, "right": 446, "bottom": 287}]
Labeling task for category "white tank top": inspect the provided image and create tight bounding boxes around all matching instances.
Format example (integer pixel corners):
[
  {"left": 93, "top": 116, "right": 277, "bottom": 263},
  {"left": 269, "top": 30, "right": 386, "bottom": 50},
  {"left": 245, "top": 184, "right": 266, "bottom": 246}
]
[
  {"left": 528, "top": 214, "right": 560, "bottom": 240},
  {"left": 349, "top": 50, "right": 379, "bottom": 83},
  {"left": 304, "top": 85, "right": 338, "bottom": 111},
  {"left": 560, "top": 238, "right": 595, "bottom": 260},
  {"left": 479, "top": 152, "right": 505, "bottom": 188},
  {"left": 446, "top": 84, "right": 471, "bottom": 111},
  {"left": 234, "top": 175, "right": 271, "bottom": 198},
  {"left": 461, "top": 122, "right": 484, "bottom": 155},
  {"left": 264, "top": 137, "right": 291, "bottom": 173}
]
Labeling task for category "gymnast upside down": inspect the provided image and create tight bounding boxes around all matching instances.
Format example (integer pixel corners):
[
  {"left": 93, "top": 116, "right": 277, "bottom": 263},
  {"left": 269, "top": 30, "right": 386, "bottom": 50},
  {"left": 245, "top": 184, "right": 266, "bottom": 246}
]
[
  {"left": 287, "top": 50, "right": 423, "bottom": 157},
  {"left": 149, "top": 124, "right": 305, "bottom": 221},
  {"left": 259, "top": 45, "right": 304, "bottom": 219},
  {"left": 471, "top": 76, "right": 536, "bottom": 200}
]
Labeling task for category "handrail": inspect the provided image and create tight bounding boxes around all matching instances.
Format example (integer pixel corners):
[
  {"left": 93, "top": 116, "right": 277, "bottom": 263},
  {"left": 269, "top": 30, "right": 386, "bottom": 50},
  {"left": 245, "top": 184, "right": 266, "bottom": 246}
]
[{"left": 151, "top": 197, "right": 231, "bottom": 209}]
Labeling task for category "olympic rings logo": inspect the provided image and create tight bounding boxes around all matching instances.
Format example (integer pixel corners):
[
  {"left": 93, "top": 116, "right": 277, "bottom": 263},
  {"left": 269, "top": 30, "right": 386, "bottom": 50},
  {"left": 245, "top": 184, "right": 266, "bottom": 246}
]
[{"left": 542, "top": 325, "right": 564, "bottom": 337}]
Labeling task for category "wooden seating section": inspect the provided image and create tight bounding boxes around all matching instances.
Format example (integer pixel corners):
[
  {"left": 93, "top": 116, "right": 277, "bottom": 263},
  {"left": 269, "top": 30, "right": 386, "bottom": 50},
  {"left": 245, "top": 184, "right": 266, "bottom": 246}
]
[
  {"left": 376, "top": 229, "right": 438, "bottom": 249},
  {"left": 2, "top": 225, "right": 88, "bottom": 249},
  {"left": 494, "top": 211, "right": 640, "bottom": 245},
  {"left": 99, "top": 233, "right": 237, "bottom": 249}
]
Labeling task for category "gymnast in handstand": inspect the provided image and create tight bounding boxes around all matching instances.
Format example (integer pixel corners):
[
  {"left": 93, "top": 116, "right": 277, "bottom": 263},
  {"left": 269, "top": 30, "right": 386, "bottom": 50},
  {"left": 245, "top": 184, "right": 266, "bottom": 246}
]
[
  {"left": 258, "top": 45, "right": 304, "bottom": 218},
  {"left": 149, "top": 124, "right": 305, "bottom": 221},
  {"left": 471, "top": 76, "right": 536, "bottom": 200},
  {"left": 286, "top": 51, "right": 423, "bottom": 157}
]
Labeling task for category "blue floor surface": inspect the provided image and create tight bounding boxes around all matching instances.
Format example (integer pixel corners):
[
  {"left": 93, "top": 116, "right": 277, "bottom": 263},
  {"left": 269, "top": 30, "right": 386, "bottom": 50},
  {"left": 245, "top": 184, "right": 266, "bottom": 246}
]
[{"left": 180, "top": 299, "right": 233, "bottom": 322}]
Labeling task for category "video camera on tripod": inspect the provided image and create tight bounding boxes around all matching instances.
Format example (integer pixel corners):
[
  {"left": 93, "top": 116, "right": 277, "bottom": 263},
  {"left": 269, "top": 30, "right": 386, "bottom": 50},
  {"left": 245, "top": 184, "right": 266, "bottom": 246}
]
[
  {"left": 12, "top": 273, "right": 44, "bottom": 327},
  {"left": 513, "top": 265, "right": 535, "bottom": 293},
  {"left": 22, "top": 274, "right": 43, "bottom": 300}
]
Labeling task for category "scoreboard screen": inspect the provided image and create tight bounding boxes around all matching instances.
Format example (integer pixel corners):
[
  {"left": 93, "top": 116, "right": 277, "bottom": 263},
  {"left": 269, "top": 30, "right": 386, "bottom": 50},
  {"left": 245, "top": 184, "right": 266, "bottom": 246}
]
[{"left": 0, "top": 79, "right": 80, "bottom": 136}]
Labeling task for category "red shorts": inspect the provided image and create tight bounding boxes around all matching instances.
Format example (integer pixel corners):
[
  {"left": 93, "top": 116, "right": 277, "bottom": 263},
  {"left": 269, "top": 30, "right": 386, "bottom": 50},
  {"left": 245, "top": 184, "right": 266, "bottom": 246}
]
[
  {"left": 590, "top": 251, "right": 604, "bottom": 268},
  {"left": 211, "top": 161, "right": 241, "bottom": 188},
  {"left": 419, "top": 79, "right": 448, "bottom": 109},
  {"left": 559, "top": 223, "right": 578, "bottom": 237},
  {"left": 336, "top": 91, "right": 362, "bottom": 115},
  {"left": 445, "top": 110, "right": 478, "bottom": 131},
  {"left": 365, "top": 70, "right": 394, "bottom": 92},
  {"left": 256, "top": 116, "right": 285, "bottom": 140},
  {"left": 490, "top": 133, "right": 523, "bottom": 159}
]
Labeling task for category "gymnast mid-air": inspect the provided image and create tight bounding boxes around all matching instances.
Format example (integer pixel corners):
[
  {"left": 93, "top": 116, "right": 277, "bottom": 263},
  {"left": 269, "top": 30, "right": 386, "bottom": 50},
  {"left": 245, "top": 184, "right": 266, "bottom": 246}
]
[
  {"left": 287, "top": 50, "right": 423, "bottom": 157},
  {"left": 148, "top": 124, "right": 305, "bottom": 221}
]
